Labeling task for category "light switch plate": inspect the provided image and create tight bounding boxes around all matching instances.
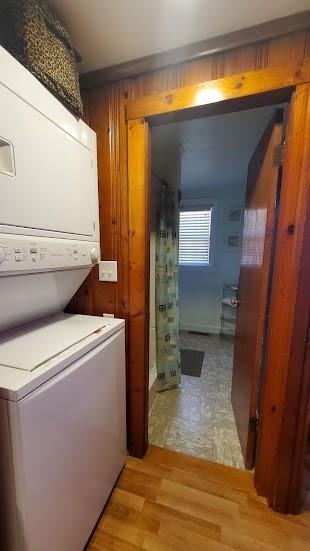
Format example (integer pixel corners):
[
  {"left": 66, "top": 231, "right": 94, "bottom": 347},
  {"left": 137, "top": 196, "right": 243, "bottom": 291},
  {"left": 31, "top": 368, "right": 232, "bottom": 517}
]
[{"left": 98, "top": 260, "right": 118, "bottom": 282}]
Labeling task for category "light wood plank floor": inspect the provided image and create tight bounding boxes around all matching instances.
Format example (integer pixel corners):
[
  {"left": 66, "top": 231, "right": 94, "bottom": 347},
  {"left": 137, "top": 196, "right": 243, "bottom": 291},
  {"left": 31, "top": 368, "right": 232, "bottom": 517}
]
[{"left": 87, "top": 446, "right": 310, "bottom": 551}]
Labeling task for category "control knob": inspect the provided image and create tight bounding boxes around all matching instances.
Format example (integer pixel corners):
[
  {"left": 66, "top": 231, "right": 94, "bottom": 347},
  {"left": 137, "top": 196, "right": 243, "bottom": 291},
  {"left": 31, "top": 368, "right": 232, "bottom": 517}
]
[
  {"left": 0, "top": 247, "right": 6, "bottom": 265},
  {"left": 90, "top": 247, "right": 99, "bottom": 263}
]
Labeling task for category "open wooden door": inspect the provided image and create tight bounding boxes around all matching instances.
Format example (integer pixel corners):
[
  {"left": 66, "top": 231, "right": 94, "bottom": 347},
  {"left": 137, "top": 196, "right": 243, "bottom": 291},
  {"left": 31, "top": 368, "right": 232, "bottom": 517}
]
[{"left": 231, "top": 109, "right": 284, "bottom": 469}]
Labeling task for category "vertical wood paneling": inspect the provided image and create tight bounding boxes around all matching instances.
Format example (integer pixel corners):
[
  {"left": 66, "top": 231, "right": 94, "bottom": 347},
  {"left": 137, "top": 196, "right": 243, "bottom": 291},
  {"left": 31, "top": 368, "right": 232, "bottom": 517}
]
[
  {"left": 124, "top": 30, "right": 308, "bottom": 99},
  {"left": 264, "top": 31, "right": 308, "bottom": 67},
  {"left": 180, "top": 57, "right": 213, "bottom": 86},
  {"left": 71, "top": 30, "right": 310, "bottom": 489},
  {"left": 89, "top": 85, "right": 118, "bottom": 315},
  {"left": 117, "top": 81, "right": 130, "bottom": 321},
  {"left": 305, "top": 30, "right": 310, "bottom": 57},
  {"left": 134, "top": 66, "right": 182, "bottom": 98},
  {"left": 68, "top": 83, "right": 129, "bottom": 319},
  {"left": 220, "top": 44, "right": 259, "bottom": 77},
  {"left": 67, "top": 270, "right": 95, "bottom": 314}
]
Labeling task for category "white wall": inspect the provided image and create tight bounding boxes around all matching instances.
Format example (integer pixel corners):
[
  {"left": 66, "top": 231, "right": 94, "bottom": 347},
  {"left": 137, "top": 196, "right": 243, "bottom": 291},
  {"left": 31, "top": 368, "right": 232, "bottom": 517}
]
[
  {"left": 151, "top": 106, "right": 283, "bottom": 337},
  {"left": 179, "top": 184, "right": 246, "bottom": 334}
]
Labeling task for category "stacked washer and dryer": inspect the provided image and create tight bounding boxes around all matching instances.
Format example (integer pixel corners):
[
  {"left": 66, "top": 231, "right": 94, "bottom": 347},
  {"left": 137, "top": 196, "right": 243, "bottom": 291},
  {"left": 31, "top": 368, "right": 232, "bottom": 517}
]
[{"left": 0, "top": 46, "right": 126, "bottom": 550}]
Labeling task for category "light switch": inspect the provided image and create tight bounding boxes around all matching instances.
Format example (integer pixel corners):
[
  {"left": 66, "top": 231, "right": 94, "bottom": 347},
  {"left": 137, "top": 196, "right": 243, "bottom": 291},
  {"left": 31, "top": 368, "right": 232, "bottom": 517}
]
[{"left": 98, "top": 260, "right": 118, "bottom": 282}]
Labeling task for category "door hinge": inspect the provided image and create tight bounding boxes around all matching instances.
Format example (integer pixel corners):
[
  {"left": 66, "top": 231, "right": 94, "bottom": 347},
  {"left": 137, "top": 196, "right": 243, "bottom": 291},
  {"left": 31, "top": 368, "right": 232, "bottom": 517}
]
[
  {"left": 249, "top": 415, "right": 259, "bottom": 433},
  {"left": 273, "top": 144, "right": 285, "bottom": 167}
]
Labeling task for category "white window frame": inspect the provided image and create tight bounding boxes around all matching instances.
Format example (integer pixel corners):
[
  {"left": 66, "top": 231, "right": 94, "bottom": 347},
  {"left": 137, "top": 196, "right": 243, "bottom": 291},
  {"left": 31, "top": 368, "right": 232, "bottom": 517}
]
[{"left": 179, "top": 198, "right": 217, "bottom": 271}]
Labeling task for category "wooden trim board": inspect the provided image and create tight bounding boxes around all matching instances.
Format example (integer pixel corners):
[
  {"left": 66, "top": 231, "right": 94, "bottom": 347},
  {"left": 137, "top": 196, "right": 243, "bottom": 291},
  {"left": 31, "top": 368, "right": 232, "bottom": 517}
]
[
  {"left": 255, "top": 84, "right": 310, "bottom": 513},
  {"left": 126, "top": 70, "right": 310, "bottom": 512},
  {"left": 126, "top": 59, "right": 310, "bottom": 121},
  {"left": 127, "top": 118, "right": 151, "bottom": 457}
]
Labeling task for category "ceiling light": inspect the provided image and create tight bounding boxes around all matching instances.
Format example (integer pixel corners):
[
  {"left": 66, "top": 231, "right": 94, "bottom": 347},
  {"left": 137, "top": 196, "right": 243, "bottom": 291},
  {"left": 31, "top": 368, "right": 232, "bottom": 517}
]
[{"left": 195, "top": 87, "right": 223, "bottom": 106}]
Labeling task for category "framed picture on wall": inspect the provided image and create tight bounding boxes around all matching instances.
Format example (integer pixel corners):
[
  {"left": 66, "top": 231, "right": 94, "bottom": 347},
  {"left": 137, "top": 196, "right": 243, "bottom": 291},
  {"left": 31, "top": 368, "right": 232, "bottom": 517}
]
[
  {"left": 224, "top": 232, "right": 241, "bottom": 252},
  {"left": 226, "top": 206, "right": 243, "bottom": 224}
]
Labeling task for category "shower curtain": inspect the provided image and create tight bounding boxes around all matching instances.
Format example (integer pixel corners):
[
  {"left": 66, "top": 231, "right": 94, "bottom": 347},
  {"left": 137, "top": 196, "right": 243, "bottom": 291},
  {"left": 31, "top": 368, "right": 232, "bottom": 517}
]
[{"left": 155, "top": 184, "right": 181, "bottom": 391}]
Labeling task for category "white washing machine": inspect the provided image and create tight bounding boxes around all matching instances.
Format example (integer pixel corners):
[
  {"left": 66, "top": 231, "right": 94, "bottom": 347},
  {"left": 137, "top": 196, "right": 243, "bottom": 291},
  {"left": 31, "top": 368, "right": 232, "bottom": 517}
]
[
  {"left": 0, "top": 313, "right": 126, "bottom": 551},
  {"left": 0, "top": 45, "right": 127, "bottom": 550}
]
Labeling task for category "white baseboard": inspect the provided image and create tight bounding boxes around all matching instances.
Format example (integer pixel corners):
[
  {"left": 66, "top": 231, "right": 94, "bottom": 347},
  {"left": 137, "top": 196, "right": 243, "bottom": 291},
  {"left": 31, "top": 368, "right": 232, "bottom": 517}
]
[{"left": 180, "top": 322, "right": 220, "bottom": 335}]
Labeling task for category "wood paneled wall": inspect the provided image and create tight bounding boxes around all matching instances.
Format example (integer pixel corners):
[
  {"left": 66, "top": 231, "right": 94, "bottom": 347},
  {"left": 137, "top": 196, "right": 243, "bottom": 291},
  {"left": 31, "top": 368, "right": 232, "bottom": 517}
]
[
  {"left": 68, "top": 30, "right": 310, "bottom": 457},
  {"left": 68, "top": 83, "right": 129, "bottom": 321}
]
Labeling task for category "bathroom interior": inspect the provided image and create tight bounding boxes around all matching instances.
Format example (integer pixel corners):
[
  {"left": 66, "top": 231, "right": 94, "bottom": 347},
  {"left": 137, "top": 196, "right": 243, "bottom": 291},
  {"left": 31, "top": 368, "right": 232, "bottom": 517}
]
[{"left": 148, "top": 104, "right": 286, "bottom": 469}]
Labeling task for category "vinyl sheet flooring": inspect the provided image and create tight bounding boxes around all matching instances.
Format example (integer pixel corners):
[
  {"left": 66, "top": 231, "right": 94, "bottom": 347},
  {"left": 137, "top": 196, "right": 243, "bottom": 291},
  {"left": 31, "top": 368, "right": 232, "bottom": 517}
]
[{"left": 148, "top": 332, "right": 244, "bottom": 469}]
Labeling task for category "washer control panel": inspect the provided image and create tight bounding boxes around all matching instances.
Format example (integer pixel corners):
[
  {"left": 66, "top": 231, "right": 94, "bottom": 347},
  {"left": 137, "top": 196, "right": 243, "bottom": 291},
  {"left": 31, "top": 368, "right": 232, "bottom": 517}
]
[{"left": 0, "top": 234, "right": 99, "bottom": 274}]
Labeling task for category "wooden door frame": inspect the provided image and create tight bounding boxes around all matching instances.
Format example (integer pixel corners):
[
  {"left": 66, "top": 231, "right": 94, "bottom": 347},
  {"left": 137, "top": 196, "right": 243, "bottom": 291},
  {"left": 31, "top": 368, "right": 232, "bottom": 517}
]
[
  {"left": 127, "top": 118, "right": 151, "bottom": 459},
  {"left": 126, "top": 60, "right": 310, "bottom": 513}
]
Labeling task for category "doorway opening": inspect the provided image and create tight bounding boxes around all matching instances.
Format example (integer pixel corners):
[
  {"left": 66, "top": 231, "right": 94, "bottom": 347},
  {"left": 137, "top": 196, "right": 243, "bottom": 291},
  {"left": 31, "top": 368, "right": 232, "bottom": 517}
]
[{"left": 148, "top": 104, "right": 287, "bottom": 470}]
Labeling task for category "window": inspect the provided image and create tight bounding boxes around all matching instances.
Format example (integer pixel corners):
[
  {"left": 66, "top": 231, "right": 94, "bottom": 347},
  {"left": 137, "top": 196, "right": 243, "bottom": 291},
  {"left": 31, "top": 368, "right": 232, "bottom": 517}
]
[{"left": 179, "top": 207, "right": 213, "bottom": 266}]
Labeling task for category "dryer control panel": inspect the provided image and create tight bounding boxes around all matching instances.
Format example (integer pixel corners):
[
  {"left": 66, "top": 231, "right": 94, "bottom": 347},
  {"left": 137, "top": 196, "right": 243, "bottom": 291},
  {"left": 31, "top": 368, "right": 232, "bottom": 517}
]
[{"left": 0, "top": 234, "right": 99, "bottom": 275}]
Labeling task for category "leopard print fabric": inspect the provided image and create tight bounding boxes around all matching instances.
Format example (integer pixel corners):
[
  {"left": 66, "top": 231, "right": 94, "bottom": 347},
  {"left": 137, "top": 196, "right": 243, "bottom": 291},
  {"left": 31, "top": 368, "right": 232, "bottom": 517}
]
[{"left": 0, "top": 0, "right": 83, "bottom": 118}]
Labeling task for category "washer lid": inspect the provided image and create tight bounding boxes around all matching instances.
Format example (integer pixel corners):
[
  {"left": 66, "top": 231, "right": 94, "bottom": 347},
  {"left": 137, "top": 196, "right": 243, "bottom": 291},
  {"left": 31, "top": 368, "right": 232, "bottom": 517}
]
[{"left": 0, "top": 314, "right": 106, "bottom": 372}]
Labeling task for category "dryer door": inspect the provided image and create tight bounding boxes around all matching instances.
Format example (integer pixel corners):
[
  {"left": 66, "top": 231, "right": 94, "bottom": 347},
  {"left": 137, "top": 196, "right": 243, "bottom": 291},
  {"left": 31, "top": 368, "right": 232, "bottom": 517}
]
[{"left": 0, "top": 83, "right": 97, "bottom": 238}]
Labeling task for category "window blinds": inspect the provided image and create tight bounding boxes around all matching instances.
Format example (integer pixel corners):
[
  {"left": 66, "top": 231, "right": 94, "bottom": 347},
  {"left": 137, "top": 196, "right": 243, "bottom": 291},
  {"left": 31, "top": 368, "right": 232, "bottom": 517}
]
[{"left": 179, "top": 208, "right": 212, "bottom": 265}]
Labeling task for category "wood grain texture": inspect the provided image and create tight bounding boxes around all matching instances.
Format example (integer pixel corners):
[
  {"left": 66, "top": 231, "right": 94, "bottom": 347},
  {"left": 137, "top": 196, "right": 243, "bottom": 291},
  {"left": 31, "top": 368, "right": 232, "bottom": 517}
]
[
  {"left": 126, "top": 59, "right": 310, "bottom": 121},
  {"left": 255, "top": 84, "right": 310, "bottom": 512},
  {"left": 127, "top": 31, "right": 308, "bottom": 98},
  {"left": 127, "top": 118, "right": 151, "bottom": 457},
  {"left": 232, "top": 111, "right": 283, "bottom": 469},
  {"left": 126, "top": 81, "right": 310, "bottom": 511},
  {"left": 80, "top": 12, "right": 310, "bottom": 89},
  {"left": 72, "top": 30, "right": 309, "bottom": 321},
  {"left": 87, "top": 446, "right": 310, "bottom": 551},
  {"left": 68, "top": 83, "right": 129, "bottom": 320},
  {"left": 71, "top": 30, "right": 310, "bottom": 510}
]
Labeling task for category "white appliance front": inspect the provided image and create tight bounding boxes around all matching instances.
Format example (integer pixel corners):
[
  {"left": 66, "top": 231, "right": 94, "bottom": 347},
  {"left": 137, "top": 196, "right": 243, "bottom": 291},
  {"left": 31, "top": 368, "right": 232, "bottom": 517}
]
[
  {"left": 0, "top": 45, "right": 99, "bottom": 242},
  {"left": 0, "top": 268, "right": 90, "bottom": 333},
  {"left": 0, "top": 327, "right": 126, "bottom": 551},
  {"left": 0, "top": 234, "right": 100, "bottom": 333}
]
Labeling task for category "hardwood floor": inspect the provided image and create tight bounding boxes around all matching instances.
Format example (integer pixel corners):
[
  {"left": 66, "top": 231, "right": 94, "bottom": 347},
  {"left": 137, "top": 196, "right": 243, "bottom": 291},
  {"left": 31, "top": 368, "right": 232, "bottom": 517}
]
[{"left": 87, "top": 446, "right": 310, "bottom": 550}]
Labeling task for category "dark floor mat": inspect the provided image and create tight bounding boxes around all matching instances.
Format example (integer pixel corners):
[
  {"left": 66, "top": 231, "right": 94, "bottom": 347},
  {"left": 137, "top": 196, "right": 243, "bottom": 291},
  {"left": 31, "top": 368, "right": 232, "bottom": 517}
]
[{"left": 180, "top": 349, "right": 204, "bottom": 377}]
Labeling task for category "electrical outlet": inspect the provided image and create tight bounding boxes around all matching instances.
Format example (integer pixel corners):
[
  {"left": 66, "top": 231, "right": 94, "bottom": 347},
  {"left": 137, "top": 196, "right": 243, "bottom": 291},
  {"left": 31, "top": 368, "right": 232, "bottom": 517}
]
[{"left": 98, "top": 260, "right": 118, "bottom": 282}]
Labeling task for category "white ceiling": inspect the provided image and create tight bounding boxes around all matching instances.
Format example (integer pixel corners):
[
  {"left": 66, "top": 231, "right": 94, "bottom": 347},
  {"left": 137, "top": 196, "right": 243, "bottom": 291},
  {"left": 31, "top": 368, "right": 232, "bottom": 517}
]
[
  {"left": 49, "top": 0, "right": 309, "bottom": 73},
  {"left": 151, "top": 105, "right": 284, "bottom": 196}
]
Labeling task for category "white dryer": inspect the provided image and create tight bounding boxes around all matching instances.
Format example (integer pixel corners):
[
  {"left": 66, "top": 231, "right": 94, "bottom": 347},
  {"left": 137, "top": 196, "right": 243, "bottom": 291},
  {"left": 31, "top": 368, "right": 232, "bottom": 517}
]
[{"left": 0, "top": 45, "right": 127, "bottom": 550}]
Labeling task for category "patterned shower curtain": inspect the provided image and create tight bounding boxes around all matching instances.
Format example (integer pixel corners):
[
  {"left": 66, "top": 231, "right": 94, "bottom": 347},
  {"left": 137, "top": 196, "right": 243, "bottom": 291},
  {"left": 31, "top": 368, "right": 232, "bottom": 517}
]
[{"left": 155, "top": 184, "right": 181, "bottom": 391}]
